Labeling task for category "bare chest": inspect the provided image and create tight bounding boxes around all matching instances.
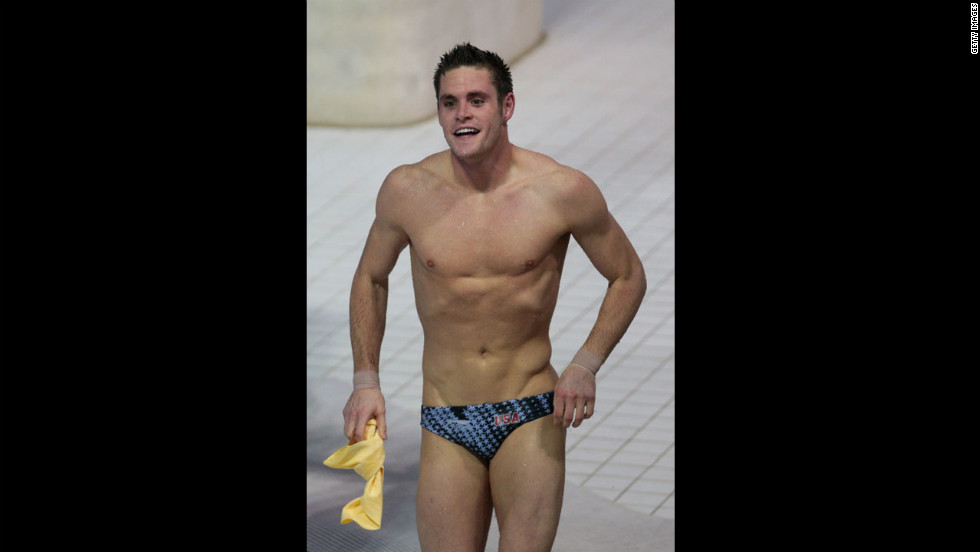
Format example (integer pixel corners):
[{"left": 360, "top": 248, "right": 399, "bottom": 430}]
[{"left": 408, "top": 190, "right": 566, "bottom": 277}]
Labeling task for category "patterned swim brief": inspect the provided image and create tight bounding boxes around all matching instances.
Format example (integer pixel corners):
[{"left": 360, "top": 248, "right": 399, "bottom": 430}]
[{"left": 420, "top": 391, "right": 555, "bottom": 462}]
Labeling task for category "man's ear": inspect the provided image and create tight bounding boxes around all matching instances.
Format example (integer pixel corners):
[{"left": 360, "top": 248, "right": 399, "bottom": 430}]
[{"left": 502, "top": 92, "right": 515, "bottom": 123}]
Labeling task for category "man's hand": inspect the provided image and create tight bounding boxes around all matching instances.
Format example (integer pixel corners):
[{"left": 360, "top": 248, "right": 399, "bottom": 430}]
[
  {"left": 343, "top": 388, "right": 388, "bottom": 441},
  {"left": 553, "top": 363, "right": 597, "bottom": 429}
]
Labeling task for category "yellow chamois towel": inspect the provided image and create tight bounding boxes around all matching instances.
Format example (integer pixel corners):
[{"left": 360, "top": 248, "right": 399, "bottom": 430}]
[{"left": 323, "top": 419, "right": 385, "bottom": 530}]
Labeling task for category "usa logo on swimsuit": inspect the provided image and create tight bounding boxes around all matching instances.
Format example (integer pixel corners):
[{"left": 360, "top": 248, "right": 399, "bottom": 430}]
[{"left": 494, "top": 412, "right": 520, "bottom": 426}]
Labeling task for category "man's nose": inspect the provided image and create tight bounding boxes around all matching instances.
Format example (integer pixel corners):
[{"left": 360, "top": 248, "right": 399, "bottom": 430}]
[{"left": 456, "top": 102, "right": 471, "bottom": 120}]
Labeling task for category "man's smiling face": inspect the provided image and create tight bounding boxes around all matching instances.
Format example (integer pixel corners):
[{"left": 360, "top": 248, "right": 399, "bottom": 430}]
[{"left": 437, "top": 66, "right": 514, "bottom": 162}]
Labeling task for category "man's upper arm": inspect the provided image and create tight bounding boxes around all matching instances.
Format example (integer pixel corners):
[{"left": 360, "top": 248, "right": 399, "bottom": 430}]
[
  {"left": 565, "top": 171, "right": 642, "bottom": 283},
  {"left": 357, "top": 168, "right": 412, "bottom": 282}
]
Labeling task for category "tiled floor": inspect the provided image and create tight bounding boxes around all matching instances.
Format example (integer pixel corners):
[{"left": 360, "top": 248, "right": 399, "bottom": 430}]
[{"left": 308, "top": 0, "right": 674, "bottom": 525}]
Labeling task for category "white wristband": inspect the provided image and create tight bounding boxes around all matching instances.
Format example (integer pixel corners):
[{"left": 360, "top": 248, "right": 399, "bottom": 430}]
[
  {"left": 353, "top": 370, "right": 380, "bottom": 390},
  {"left": 569, "top": 348, "right": 604, "bottom": 376}
]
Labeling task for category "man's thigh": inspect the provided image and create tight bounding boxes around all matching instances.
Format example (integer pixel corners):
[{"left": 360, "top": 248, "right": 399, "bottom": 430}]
[
  {"left": 489, "top": 416, "right": 566, "bottom": 552},
  {"left": 416, "top": 428, "right": 493, "bottom": 552}
]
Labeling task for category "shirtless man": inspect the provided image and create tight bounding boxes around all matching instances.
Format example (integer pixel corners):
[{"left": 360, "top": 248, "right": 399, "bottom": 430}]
[{"left": 341, "top": 43, "right": 647, "bottom": 551}]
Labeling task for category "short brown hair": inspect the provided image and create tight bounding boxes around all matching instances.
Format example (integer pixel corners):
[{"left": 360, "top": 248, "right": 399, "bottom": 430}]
[{"left": 433, "top": 43, "right": 513, "bottom": 103}]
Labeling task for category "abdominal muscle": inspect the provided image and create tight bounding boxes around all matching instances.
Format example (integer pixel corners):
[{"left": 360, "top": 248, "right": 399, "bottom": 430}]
[{"left": 412, "top": 257, "right": 563, "bottom": 407}]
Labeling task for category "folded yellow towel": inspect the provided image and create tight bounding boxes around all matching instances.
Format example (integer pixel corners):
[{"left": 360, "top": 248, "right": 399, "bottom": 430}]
[{"left": 323, "top": 419, "right": 385, "bottom": 530}]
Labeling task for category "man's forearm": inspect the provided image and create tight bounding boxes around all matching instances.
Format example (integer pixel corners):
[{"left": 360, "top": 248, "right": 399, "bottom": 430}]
[
  {"left": 581, "top": 267, "right": 647, "bottom": 362},
  {"left": 349, "top": 272, "right": 389, "bottom": 374}
]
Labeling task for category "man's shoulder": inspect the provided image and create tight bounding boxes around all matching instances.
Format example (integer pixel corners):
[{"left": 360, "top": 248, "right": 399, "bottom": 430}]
[
  {"left": 515, "top": 146, "right": 562, "bottom": 173},
  {"left": 515, "top": 148, "right": 594, "bottom": 197},
  {"left": 384, "top": 152, "right": 449, "bottom": 187}
]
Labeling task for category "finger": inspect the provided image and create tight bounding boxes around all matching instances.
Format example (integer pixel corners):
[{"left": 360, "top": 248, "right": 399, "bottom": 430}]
[
  {"left": 553, "top": 395, "right": 564, "bottom": 427},
  {"left": 584, "top": 398, "right": 595, "bottom": 419},
  {"left": 556, "top": 403, "right": 571, "bottom": 428},
  {"left": 377, "top": 411, "right": 388, "bottom": 440},
  {"left": 343, "top": 409, "right": 355, "bottom": 440},
  {"left": 562, "top": 398, "right": 576, "bottom": 429},
  {"left": 572, "top": 398, "right": 586, "bottom": 427},
  {"left": 354, "top": 416, "right": 367, "bottom": 443}
]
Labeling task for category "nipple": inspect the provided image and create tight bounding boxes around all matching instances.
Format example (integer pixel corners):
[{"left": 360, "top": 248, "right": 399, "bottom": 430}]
[
  {"left": 524, "top": 259, "right": 535, "bottom": 270},
  {"left": 426, "top": 259, "right": 435, "bottom": 268}
]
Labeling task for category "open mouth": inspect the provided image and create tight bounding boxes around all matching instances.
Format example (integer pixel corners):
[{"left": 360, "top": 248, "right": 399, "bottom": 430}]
[{"left": 453, "top": 128, "right": 480, "bottom": 138}]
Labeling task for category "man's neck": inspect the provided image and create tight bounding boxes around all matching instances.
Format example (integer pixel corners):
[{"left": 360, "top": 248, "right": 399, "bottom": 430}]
[{"left": 450, "top": 138, "right": 515, "bottom": 193}]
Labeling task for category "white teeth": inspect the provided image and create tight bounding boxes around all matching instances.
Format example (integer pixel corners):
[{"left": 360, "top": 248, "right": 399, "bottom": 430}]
[{"left": 454, "top": 128, "right": 478, "bottom": 136}]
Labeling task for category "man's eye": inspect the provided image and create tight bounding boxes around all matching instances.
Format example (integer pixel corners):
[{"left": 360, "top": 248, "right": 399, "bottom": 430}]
[
  {"left": 472, "top": 99, "right": 484, "bottom": 106},
  {"left": 443, "top": 100, "right": 456, "bottom": 108}
]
